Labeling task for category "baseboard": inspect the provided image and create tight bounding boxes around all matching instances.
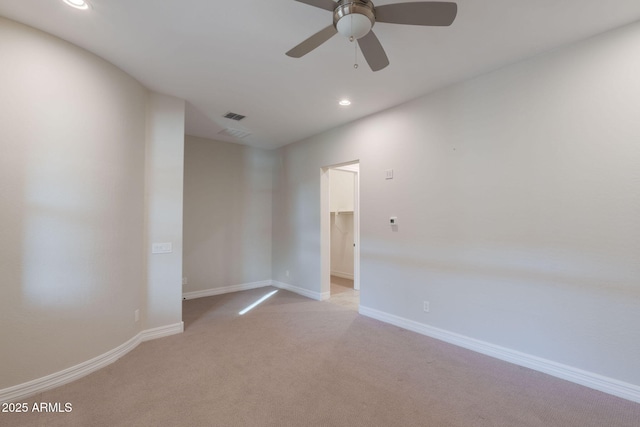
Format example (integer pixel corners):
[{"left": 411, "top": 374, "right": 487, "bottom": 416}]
[
  {"left": 330, "top": 271, "right": 354, "bottom": 280},
  {"left": 272, "top": 280, "right": 323, "bottom": 301},
  {"left": 0, "top": 323, "right": 183, "bottom": 403},
  {"left": 181, "top": 280, "right": 325, "bottom": 302},
  {"left": 359, "top": 305, "right": 640, "bottom": 404},
  {"left": 140, "top": 322, "right": 184, "bottom": 342},
  {"left": 182, "top": 280, "right": 272, "bottom": 300}
]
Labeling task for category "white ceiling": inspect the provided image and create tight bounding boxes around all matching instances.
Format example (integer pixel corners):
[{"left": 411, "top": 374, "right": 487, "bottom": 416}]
[{"left": 2, "top": 1, "right": 640, "bottom": 149}]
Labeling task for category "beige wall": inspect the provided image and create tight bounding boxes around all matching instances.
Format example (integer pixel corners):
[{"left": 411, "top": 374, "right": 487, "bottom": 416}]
[
  {"left": 183, "top": 136, "right": 274, "bottom": 293},
  {"left": 272, "top": 21, "right": 640, "bottom": 388},
  {"left": 0, "top": 18, "right": 186, "bottom": 392},
  {"left": 0, "top": 17, "right": 148, "bottom": 388}
]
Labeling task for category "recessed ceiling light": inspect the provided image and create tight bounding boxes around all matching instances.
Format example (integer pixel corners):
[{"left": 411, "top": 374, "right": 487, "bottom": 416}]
[
  {"left": 63, "top": 0, "right": 89, "bottom": 10},
  {"left": 339, "top": 99, "right": 351, "bottom": 106}
]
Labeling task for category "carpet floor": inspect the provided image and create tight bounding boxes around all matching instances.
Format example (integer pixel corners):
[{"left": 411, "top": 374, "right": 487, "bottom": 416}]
[{"left": 3, "top": 287, "right": 639, "bottom": 426}]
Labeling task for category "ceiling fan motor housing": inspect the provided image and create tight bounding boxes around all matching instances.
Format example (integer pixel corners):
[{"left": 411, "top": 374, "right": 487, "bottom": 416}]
[{"left": 333, "top": 0, "right": 376, "bottom": 40}]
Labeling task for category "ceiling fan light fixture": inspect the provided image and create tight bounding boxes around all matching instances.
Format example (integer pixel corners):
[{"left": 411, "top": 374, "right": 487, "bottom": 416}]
[
  {"left": 334, "top": 0, "right": 375, "bottom": 40},
  {"left": 336, "top": 14, "right": 372, "bottom": 40}
]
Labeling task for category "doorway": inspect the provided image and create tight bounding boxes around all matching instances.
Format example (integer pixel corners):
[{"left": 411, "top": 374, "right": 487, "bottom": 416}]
[{"left": 320, "top": 161, "right": 360, "bottom": 309}]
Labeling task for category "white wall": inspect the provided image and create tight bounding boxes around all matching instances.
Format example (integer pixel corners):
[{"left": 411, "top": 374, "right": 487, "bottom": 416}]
[
  {"left": 145, "top": 93, "right": 185, "bottom": 329},
  {"left": 0, "top": 17, "right": 148, "bottom": 388},
  {"left": 329, "top": 169, "right": 355, "bottom": 213},
  {"left": 330, "top": 212, "right": 354, "bottom": 279},
  {"left": 273, "top": 21, "right": 640, "bottom": 389},
  {"left": 330, "top": 169, "right": 355, "bottom": 279},
  {"left": 183, "top": 136, "right": 274, "bottom": 293}
]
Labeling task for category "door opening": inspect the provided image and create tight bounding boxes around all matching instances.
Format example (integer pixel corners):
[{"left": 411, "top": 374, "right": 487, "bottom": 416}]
[{"left": 321, "top": 161, "right": 360, "bottom": 308}]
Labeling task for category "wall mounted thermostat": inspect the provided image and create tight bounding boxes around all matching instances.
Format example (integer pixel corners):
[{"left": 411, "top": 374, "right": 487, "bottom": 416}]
[{"left": 389, "top": 217, "right": 398, "bottom": 226}]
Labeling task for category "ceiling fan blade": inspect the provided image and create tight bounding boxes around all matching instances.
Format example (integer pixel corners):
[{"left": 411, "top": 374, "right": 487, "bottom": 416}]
[
  {"left": 357, "top": 30, "right": 389, "bottom": 72},
  {"left": 286, "top": 25, "right": 338, "bottom": 58},
  {"left": 375, "top": 2, "right": 457, "bottom": 26},
  {"left": 294, "top": 0, "right": 336, "bottom": 12}
]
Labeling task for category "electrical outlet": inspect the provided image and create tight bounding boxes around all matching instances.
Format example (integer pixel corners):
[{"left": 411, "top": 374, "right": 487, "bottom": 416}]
[
  {"left": 285, "top": 270, "right": 290, "bottom": 277},
  {"left": 182, "top": 277, "right": 188, "bottom": 286},
  {"left": 423, "top": 301, "right": 430, "bottom": 312},
  {"left": 134, "top": 309, "right": 140, "bottom": 322}
]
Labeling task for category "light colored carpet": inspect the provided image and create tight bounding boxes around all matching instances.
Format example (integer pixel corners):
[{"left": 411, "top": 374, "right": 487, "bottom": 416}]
[{"left": 3, "top": 287, "right": 640, "bottom": 426}]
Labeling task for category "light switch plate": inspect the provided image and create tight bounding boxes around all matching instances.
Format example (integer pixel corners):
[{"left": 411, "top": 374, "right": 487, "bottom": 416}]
[{"left": 152, "top": 242, "right": 172, "bottom": 254}]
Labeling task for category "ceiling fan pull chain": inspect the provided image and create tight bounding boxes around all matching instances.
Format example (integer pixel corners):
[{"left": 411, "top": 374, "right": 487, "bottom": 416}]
[
  {"left": 354, "top": 41, "right": 359, "bottom": 69},
  {"left": 353, "top": 11, "right": 359, "bottom": 70}
]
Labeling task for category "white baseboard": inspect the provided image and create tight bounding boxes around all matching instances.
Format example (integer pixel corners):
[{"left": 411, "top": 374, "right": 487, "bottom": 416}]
[
  {"left": 140, "top": 322, "right": 184, "bottom": 342},
  {"left": 330, "top": 271, "right": 354, "bottom": 280},
  {"left": 359, "top": 306, "right": 640, "bottom": 404},
  {"left": 0, "top": 323, "right": 183, "bottom": 403},
  {"left": 181, "top": 280, "right": 325, "bottom": 302},
  {"left": 182, "top": 280, "right": 272, "bottom": 300},
  {"left": 272, "top": 280, "right": 323, "bottom": 301}
]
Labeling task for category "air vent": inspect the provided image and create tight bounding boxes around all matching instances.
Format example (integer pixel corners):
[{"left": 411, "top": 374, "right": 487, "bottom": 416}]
[
  {"left": 223, "top": 112, "right": 246, "bottom": 121},
  {"left": 218, "top": 128, "right": 252, "bottom": 139}
]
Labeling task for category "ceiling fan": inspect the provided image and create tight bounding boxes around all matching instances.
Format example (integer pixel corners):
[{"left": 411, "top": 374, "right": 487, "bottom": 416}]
[{"left": 286, "top": 0, "right": 457, "bottom": 71}]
